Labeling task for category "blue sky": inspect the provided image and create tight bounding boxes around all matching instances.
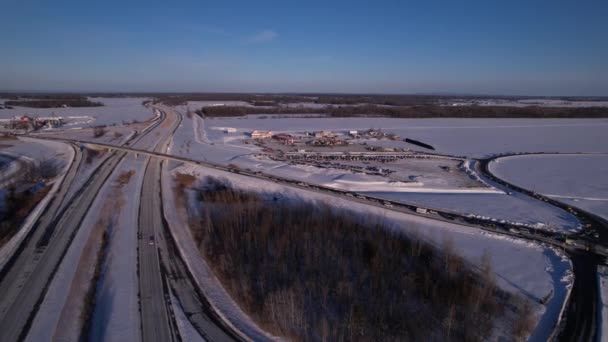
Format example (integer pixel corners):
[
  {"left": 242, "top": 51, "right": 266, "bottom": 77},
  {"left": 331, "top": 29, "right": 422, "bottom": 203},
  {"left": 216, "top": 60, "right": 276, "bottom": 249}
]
[{"left": 1, "top": 0, "right": 607, "bottom": 95}]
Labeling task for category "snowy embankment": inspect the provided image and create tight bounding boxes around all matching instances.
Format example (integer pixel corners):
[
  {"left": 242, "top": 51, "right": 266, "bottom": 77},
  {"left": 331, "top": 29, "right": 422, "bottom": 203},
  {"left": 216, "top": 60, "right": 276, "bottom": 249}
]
[
  {"left": 163, "top": 160, "right": 572, "bottom": 342},
  {"left": 161, "top": 160, "right": 280, "bottom": 342},
  {"left": 26, "top": 156, "right": 144, "bottom": 342},
  {"left": 490, "top": 154, "right": 608, "bottom": 220},
  {"left": 170, "top": 293, "right": 206, "bottom": 342},
  {"left": 0, "top": 138, "right": 74, "bottom": 272},
  {"left": 89, "top": 156, "right": 145, "bottom": 342}
]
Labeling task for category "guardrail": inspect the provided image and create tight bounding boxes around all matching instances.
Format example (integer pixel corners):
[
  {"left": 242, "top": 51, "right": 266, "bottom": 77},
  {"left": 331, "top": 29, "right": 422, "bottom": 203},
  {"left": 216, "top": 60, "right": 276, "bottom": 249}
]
[{"left": 27, "top": 134, "right": 608, "bottom": 258}]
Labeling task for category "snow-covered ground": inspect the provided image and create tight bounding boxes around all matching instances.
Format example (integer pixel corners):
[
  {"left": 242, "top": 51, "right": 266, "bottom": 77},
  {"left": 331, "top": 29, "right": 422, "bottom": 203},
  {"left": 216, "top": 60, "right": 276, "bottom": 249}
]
[
  {"left": 0, "top": 138, "right": 74, "bottom": 272},
  {"left": 490, "top": 154, "right": 608, "bottom": 220},
  {"left": 169, "top": 113, "right": 590, "bottom": 232},
  {"left": 170, "top": 293, "right": 206, "bottom": 342},
  {"left": 171, "top": 111, "right": 501, "bottom": 193},
  {"left": 0, "top": 136, "right": 72, "bottom": 165},
  {"left": 364, "top": 192, "right": 580, "bottom": 232},
  {"left": 89, "top": 156, "right": 145, "bottom": 342},
  {"left": 202, "top": 117, "right": 608, "bottom": 157},
  {"left": 26, "top": 155, "right": 144, "bottom": 342},
  {"left": 446, "top": 99, "right": 608, "bottom": 108},
  {"left": 164, "top": 160, "right": 572, "bottom": 342},
  {"left": 0, "top": 97, "right": 154, "bottom": 129}
]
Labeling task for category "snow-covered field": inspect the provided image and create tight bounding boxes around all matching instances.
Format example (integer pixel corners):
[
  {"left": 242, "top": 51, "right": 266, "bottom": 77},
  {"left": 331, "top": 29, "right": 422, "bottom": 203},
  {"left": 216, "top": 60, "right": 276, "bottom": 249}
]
[
  {"left": 168, "top": 113, "right": 599, "bottom": 232},
  {"left": 364, "top": 192, "right": 580, "bottom": 232},
  {"left": 90, "top": 156, "right": 145, "bottom": 342},
  {"left": 490, "top": 154, "right": 608, "bottom": 220},
  {"left": 203, "top": 117, "right": 608, "bottom": 157},
  {"left": 0, "top": 97, "right": 154, "bottom": 129},
  {"left": 164, "top": 161, "right": 572, "bottom": 342},
  {"left": 0, "top": 136, "right": 72, "bottom": 165},
  {"left": 447, "top": 99, "right": 608, "bottom": 108}
]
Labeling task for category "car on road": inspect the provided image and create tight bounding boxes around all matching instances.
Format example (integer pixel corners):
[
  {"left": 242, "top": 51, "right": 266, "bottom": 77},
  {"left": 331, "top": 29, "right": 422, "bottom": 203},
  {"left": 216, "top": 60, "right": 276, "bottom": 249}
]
[{"left": 148, "top": 235, "right": 155, "bottom": 245}]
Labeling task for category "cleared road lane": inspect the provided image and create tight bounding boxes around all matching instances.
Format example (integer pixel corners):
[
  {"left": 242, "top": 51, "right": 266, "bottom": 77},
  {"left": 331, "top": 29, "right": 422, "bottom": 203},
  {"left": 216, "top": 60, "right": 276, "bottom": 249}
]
[
  {"left": 138, "top": 158, "right": 178, "bottom": 342},
  {"left": 0, "top": 151, "right": 125, "bottom": 341}
]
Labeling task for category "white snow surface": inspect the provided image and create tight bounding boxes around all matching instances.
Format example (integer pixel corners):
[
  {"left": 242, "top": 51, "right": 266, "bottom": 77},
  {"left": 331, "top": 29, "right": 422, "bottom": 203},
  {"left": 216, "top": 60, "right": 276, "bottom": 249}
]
[
  {"left": 0, "top": 138, "right": 74, "bottom": 272},
  {"left": 1, "top": 136, "right": 71, "bottom": 164},
  {"left": 490, "top": 154, "right": 608, "bottom": 220},
  {"left": 364, "top": 192, "right": 580, "bottom": 232},
  {"left": 171, "top": 114, "right": 582, "bottom": 233},
  {"left": 0, "top": 97, "right": 153, "bottom": 128},
  {"left": 164, "top": 160, "right": 572, "bottom": 342},
  {"left": 26, "top": 155, "right": 143, "bottom": 342},
  {"left": 90, "top": 156, "right": 145, "bottom": 342},
  {"left": 171, "top": 112, "right": 504, "bottom": 194},
  {"left": 203, "top": 117, "right": 608, "bottom": 157},
  {"left": 170, "top": 292, "right": 206, "bottom": 342}
]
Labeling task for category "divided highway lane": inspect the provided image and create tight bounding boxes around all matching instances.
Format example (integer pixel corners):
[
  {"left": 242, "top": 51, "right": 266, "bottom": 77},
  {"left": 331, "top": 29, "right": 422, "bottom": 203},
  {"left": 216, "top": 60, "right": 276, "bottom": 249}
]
[
  {"left": 32, "top": 114, "right": 602, "bottom": 341},
  {"left": 477, "top": 154, "right": 608, "bottom": 342},
  {"left": 138, "top": 158, "right": 178, "bottom": 342},
  {"left": 0, "top": 108, "right": 167, "bottom": 341},
  {"left": 0, "top": 143, "right": 82, "bottom": 276},
  {"left": 136, "top": 106, "right": 182, "bottom": 342},
  {"left": 0, "top": 151, "right": 125, "bottom": 341},
  {"left": 138, "top": 107, "right": 237, "bottom": 341}
]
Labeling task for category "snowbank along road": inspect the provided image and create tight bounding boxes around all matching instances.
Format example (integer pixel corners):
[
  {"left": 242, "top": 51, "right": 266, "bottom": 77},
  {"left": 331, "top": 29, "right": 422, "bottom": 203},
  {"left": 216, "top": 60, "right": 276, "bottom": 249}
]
[{"left": 1, "top": 104, "right": 604, "bottom": 341}]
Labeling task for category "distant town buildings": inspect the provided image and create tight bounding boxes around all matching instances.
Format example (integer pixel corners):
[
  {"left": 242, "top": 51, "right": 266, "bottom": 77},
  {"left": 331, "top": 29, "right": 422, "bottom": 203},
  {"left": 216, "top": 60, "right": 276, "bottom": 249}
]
[
  {"left": 251, "top": 130, "right": 273, "bottom": 139},
  {"left": 314, "top": 131, "right": 334, "bottom": 138},
  {"left": 273, "top": 133, "right": 295, "bottom": 144},
  {"left": 0, "top": 115, "right": 64, "bottom": 130}
]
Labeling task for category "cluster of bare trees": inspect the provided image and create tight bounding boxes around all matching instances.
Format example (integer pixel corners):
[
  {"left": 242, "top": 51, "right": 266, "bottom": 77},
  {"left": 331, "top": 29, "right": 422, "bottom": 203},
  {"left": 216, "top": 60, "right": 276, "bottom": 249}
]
[
  {"left": 0, "top": 158, "right": 62, "bottom": 245},
  {"left": 200, "top": 104, "right": 608, "bottom": 119},
  {"left": 92, "top": 126, "right": 107, "bottom": 138},
  {"left": 5, "top": 95, "right": 103, "bottom": 108},
  {"left": 0, "top": 184, "right": 51, "bottom": 246},
  {"left": 184, "top": 177, "right": 534, "bottom": 341}
]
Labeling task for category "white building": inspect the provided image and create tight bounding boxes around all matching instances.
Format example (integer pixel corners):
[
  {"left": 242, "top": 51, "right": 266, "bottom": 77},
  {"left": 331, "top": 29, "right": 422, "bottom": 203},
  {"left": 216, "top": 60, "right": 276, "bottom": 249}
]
[{"left": 251, "top": 130, "right": 273, "bottom": 139}]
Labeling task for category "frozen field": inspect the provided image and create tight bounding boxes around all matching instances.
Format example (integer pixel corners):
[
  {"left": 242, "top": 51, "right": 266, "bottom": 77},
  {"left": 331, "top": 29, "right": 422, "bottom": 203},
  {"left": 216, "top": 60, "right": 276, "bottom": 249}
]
[
  {"left": 167, "top": 113, "right": 594, "bottom": 232},
  {"left": 165, "top": 161, "right": 573, "bottom": 342},
  {"left": 448, "top": 99, "right": 608, "bottom": 108},
  {"left": 0, "top": 97, "right": 153, "bottom": 128},
  {"left": 171, "top": 111, "right": 499, "bottom": 193},
  {"left": 204, "top": 117, "right": 608, "bottom": 157},
  {"left": 490, "top": 154, "right": 608, "bottom": 220},
  {"left": 363, "top": 192, "right": 580, "bottom": 232},
  {"left": 0, "top": 137, "right": 71, "bottom": 164}
]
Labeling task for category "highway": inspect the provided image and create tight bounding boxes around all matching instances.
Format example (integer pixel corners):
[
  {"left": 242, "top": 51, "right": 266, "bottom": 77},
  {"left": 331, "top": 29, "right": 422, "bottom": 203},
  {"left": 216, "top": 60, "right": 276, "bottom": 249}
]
[
  {"left": 12, "top": 107, "right": 604, "bottom": 341},
  {"left": 137, "top": 106, "right": 237, "bottom": 341},
  {"left": 477, "top": 154, "right": 608, "bottom": 342},
  {"left": 0, "top": 109, "right": 165, "bottom": 341},
  {"left": 0, "top": 150, "right": 125, "bottom": 341},
  {"left": 136, "top": 106, "right": 181, "bottom": 342},
  {"left": 138, "top": 158, "right": 178, "bottom": 342}
]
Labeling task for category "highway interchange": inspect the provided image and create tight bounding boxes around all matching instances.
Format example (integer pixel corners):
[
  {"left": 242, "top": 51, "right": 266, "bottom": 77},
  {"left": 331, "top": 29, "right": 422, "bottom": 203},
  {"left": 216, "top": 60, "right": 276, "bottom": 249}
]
[{"left": 0, "top": 105, "right": 605, "bottom": 341}]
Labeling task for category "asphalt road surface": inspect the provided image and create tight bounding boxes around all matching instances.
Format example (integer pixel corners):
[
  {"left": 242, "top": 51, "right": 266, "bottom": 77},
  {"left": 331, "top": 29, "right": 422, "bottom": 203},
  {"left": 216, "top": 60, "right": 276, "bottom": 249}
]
[
  {"left": 0, "top": 151, "right": 125, "bottom": 341},
  {"left": 138, "top": 158, "right": 178, "bottom": 342}
]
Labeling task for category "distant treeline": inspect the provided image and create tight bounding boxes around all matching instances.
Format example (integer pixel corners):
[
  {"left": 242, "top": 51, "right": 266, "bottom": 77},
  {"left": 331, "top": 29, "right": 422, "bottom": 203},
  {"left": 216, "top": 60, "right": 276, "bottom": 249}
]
[
  {"left": 199, "top": 104, "right": 608, "bottom": 118},
  {"left": 181, "top": 177, "right": 535, "bottom": 341},
  {"left": 5, "top": 97, "right": 103, "bottom": 108}
]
